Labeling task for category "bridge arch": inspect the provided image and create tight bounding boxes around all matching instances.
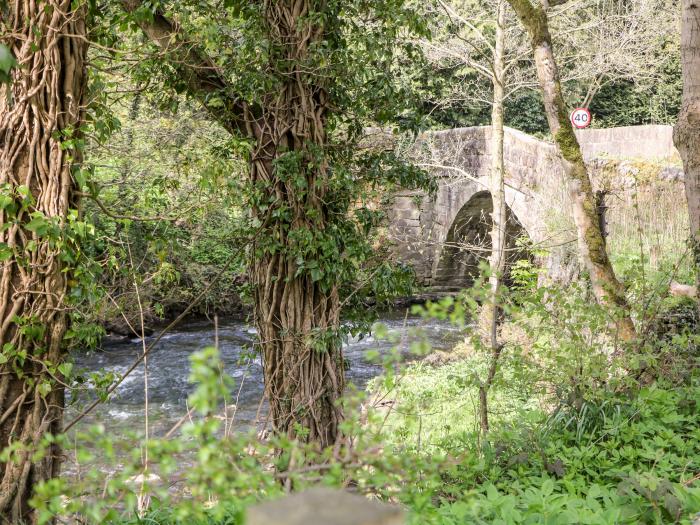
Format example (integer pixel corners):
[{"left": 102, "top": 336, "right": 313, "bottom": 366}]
[{"left": 433, "top": 189, "right": 531, "bottom": 289}]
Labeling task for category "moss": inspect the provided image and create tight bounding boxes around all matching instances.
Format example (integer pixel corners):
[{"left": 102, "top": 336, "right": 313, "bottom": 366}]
[
  {"left": 595, "top": 158, "right": 682, "bottom": 187},
  {"left": 508, "top": 0, "right": 550, "bottom": 44},
  {"left": 661, "top": 293, "right": 698, "bottom": 312},
  {"left": 554, "top": 126, "right": 584, "bottom": 165},
  {"left": 583, "top": 216, "right": 608, "bottom": 265}
]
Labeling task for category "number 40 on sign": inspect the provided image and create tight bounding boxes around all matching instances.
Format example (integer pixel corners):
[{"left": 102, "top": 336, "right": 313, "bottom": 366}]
[{"left": 570, "top": 107, "right": 591, "bottom": 129}]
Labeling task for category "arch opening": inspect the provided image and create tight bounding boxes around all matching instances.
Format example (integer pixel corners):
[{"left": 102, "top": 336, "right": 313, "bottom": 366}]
[{"left": 434, "top": 191, "right": 531, "bottom": 289}]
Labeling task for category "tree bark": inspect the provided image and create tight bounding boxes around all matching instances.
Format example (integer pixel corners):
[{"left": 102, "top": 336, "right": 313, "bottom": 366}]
[
  {"left": 674, "top": 0, "right": 700, "bottom": 293},
  {"left": 507, "top": 0, "right": 636, "bottom": 342},
  {"left": 488, "top": 0, "right": 507, "bottom": 347},
  {"left": 0, "top": 1, "right": 87, "bottom": 522},
  {"left": 123, "top": 0, "right": 344, "bottom": 447},
  {"left": 250, "top": 1, "right": 344, "bottom": 448}
]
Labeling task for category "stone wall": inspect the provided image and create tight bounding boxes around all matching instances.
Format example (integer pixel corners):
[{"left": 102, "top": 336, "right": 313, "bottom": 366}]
[
  {"left": 576, "top": 125, "right": 677, "bottom": 161},
  {"left": 387, "top": 126, "right": 569, "bottom": 286}
]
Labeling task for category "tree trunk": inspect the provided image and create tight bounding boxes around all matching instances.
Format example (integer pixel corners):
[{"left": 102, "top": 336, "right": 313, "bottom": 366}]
[
  {"left": 248, "top": 1, "right": 344, "bottom": 448},
  {"left": 0, "top": 2, "right": 87, "bottom": 522},
  {"left": 122, "top": 0, "right": 346, "bottom": 447},
  {"left": 488, "top": 0, "right": 507, "bottom": 346},
  {"left": 674, "top": 0, "right": 700, "bottom": 293},
  {"left": 479, "top": 0, "right": 507, "bottom": 436},
  {"left": 507, "top": 0, "right": 636, "bottom": 342}
]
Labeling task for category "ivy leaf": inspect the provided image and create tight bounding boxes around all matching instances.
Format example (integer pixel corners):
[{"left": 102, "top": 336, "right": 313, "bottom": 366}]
[
  {"left": 58, "top": 362, "right": 73, "bottom": 378},
  {"left": 0, "top": 44, "right": 17, "bottom": 85},
  {"left": 37, "top": 381, "right": 52, "bottom": 398},
  {"left": 25, "top": 214, "right": 50, "bottom": 236},
  {"left": 0, "top": 242, "right": 12, "bottom": 261}
]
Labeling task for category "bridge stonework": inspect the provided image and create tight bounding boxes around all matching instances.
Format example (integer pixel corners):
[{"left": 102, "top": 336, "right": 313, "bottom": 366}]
[{"left": 388, "top": 125, "right": 678, "bottom": 288}]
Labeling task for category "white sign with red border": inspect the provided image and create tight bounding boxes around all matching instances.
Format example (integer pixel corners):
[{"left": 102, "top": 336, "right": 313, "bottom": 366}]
[{"left": 570, "top": 107, "right": 591, "bottom": 129}]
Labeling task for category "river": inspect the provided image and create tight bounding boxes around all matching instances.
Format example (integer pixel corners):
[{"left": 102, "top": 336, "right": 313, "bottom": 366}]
[{"left": 66, "top": 312, "right": 462, "bottom": 447}]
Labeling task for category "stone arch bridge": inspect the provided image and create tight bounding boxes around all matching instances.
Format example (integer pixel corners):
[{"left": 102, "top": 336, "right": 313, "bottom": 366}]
[{"left": 387, "top": 125, "right": 679, "bottom": 289}]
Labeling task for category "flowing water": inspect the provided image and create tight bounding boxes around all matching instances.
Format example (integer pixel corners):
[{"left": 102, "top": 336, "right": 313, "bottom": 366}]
[{"left": 66, "top": 313, "right": 461, "bottom": 452}]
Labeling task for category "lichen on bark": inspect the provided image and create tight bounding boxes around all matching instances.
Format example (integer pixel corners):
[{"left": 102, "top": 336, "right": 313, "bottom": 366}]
[{"left": 507, "top": 0, "right": 636, "bottom": 341}]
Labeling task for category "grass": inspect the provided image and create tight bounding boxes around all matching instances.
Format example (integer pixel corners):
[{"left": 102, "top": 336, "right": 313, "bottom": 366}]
[{"left": 370, "top": 347, "right": 542, "bottom": 453}]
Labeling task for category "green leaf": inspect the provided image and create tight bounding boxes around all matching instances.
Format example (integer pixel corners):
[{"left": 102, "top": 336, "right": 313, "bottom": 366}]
[
  {"left": 37, "top": 381, "right": 52, "bottom": 398},
  {"left": 541, "top": 478, "right": 554, "bottom": 497},
  {"left": 58, "top": 362, "right": 73, "bottom": 378},
  {"left": 25, "top": 214, "right": 50, "bottom": 236},
  {"left": 0, "top": 242, "right": 12, "bottom": 261},
  {"left": 0, "top": 44, "right": 17, "bottom": 75}
]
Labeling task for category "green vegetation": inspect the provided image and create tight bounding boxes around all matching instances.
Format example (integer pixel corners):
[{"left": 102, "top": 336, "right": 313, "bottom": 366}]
[
  {"left": 75, "top": 99, "right": 249, "bottom": 337},
  {"left": 1, "top": 0, "right": 698, "bottom": 524},
  {"left": 29, "top": 259, "right": 700, "bottom": 524}
]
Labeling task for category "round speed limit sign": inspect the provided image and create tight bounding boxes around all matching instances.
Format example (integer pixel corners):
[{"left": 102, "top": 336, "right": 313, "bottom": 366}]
[{"left": 570, "top": 107, "right": 591, "bottom": 129}]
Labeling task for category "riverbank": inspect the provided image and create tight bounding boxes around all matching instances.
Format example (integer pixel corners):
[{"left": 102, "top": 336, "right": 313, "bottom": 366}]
[{"left": 98, "top": 290, "right": 463, "bottom": 345}]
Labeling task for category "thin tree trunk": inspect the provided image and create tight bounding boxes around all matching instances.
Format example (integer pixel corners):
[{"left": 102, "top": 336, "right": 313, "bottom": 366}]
[
  {"left": 479, "top": 0, "right": 507, "bottom": 436},
  {"left": 674, "top": 0, "right": 700, "bottom": 293},
  {"left": 0, "top": 1, "right": 87, "bottom": 522},
  {"left": 507, "top": 0, "right": 636, "bottom": 342},
  {"left": 488, "top": 0, "right": 507, "bottom": 349}
]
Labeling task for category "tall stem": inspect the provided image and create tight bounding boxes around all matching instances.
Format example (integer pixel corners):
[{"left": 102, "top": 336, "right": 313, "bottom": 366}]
[{"left": 480, "top": 0, "right": 507, "bottom": 437}]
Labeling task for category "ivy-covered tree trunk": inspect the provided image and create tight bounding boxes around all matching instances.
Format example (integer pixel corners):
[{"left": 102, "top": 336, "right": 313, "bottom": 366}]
[
  {"left": 0, "top": 2, "right": 87, "bottom": 522},
  {"left": 507, "top": 0, "right": 636, "bottom": 342},
  {"left": 249, "top": 0, "right": 344, "bottom": 447},
  {"left": 122, "top": 0, "right": 345, "bottom": 447},
  {"left": 674, "top": 0, "right": 700, "bottom": 293}
]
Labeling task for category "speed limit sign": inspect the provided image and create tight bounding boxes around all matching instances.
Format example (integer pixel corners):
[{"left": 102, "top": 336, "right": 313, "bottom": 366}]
[{"left": 570, "top": 107, "right": 591, "bottom": 129}]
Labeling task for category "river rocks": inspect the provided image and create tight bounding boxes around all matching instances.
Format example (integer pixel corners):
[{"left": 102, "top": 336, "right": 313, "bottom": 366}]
[{"left": 104, "top": 318, "right": 152, "bottom": 339}]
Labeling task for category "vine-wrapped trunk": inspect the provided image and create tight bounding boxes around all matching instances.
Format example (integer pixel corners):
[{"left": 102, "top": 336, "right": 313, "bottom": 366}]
[
  {"left": 507, "top": 0, "right": 636, "bottom": 342},
  {"left": 119, "top": 0, "right": 345, "bottom": 448},
  {"left": 674, "top": 0, "right": 700, "bottom": 293},
  {"left": 0, "top": 2, "right": 87, "bottom": 522},
  {"left": 250, "top": 0, "right": 344, "bottom": 448}
]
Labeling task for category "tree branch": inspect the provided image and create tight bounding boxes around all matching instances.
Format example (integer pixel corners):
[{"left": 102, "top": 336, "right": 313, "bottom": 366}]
[
  {"left": 76, "top": 191, "right": 197, "bottom": 222},
  {"left": 120, "top": 0, "right": 257, "bottom": 137}
]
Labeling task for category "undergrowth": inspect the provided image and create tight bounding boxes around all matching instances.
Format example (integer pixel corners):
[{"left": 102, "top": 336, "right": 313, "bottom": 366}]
[{"left": 30, "top": 261, "right": 700, "bottom": 524}]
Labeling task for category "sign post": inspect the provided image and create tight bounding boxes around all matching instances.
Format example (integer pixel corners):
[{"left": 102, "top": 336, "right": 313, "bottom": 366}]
[{"left": 570, "top": 107, "right": 591, "bottom": 129}]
